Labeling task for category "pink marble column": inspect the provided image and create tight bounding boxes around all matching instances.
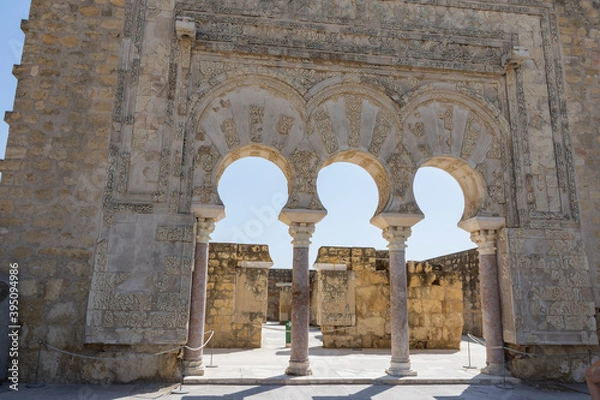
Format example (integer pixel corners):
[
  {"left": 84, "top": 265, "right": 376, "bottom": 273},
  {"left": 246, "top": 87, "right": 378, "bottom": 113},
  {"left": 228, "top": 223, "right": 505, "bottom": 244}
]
[
  {"left": 471, "top": 229, "right": 505, "bottom": 375},
  {"left": 285, "top": 222, "right": 315, "bottom": 376},
  {"left": 383, "top": 226, "right": 417, "bottom": 377},
  {"left": 183, "top": 218, "right": 216, "bottom": 376},
  {"left": 459, "top": 216, "right": 506, "bottom": 376}
]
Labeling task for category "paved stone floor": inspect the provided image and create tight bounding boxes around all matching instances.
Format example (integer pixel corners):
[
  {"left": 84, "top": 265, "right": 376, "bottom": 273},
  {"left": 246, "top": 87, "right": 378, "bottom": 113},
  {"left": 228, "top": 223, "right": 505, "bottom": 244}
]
[{"left": 0, "top": 323, "right": 592, "bottom": 399}]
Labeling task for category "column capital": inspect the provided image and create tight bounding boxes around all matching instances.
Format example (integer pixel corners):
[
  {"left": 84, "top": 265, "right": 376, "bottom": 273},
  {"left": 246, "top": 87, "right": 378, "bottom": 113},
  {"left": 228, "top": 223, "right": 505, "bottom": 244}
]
[
  {"left": 458, "top": 217, "right": 505, "bottom": 256},
  {"left": 196, "top": 218, "right": 216, "bottom": 244},
  {"left": 469, "top": 229, "right": 498, "bottom": 255},
  {"left": 382, "top": 226, "right": 412, "bottom": 251},
  {"left": 288, "top": 222, "right": 315, "bottom": 248}
]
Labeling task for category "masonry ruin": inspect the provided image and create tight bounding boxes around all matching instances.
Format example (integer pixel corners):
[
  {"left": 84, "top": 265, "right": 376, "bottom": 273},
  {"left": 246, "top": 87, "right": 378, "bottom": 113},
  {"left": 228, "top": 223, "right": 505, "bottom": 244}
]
[{"left": 1, "top": 0, "right": 599, "bottom": 383}]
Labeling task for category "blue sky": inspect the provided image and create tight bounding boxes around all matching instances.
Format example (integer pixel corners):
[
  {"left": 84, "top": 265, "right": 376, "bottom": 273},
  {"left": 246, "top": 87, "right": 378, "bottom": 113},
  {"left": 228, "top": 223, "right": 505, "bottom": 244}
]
[{"left": 0, "top": 1, "right": 475, "bottom": 266}]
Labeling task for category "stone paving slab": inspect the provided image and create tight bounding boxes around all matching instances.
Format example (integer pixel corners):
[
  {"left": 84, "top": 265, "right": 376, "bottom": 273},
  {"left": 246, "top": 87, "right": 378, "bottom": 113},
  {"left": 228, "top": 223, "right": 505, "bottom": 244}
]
[{"left": 184, "top": 324, "right": 516, "bottom": 385}]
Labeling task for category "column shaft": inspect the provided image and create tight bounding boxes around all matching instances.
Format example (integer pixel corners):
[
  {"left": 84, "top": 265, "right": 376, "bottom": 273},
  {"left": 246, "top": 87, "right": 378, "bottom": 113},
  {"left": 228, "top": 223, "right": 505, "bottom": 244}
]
[
  {"left": 288, "top": 246, "right": 311, "bottom": 368},
  {"left": 479, "top": 253, "right": 505, "bottom": 370},
  {"left": 389, "top": 248, "right": 410, "bottom": 365},
  {"left": 185, "top": 241, "right": 209, "bottom": 363}
]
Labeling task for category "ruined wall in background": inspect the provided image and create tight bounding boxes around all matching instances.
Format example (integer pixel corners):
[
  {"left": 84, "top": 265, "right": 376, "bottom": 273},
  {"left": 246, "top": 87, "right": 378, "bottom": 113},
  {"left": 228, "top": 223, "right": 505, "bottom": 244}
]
[
  {"left": 315, "top": 247, "right": 464, "bottom": 350},
  {"left": 424, "top": 250, "right": 481, "bottom": 337},
  {"left": 205, "top": 243, "right": 272, "bottom": 348}
]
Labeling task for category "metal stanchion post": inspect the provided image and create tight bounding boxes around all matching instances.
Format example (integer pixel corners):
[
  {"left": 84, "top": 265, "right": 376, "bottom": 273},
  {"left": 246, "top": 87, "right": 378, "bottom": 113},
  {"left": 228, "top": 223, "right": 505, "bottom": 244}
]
[
  {"left": 171, "top": 354, "right": 189, "bottom": 395},
  {"left": 25, "top": 340, "right": 46, "bottom": 389},
  {"left": 463, "top": 334, "right": 477, "bottom": 370},
  {"left": 495, "top": 347, "right": 513, "bottom": 390},
  {"left": 206, "top": 331, "right": 218, "bottom": 368}
]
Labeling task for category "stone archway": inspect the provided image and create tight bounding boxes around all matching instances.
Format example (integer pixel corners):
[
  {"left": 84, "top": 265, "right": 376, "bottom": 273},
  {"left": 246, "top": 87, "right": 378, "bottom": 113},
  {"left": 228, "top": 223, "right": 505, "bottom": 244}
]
[{"left": 181, "top": 74, "right": 519, "bottom": 377}]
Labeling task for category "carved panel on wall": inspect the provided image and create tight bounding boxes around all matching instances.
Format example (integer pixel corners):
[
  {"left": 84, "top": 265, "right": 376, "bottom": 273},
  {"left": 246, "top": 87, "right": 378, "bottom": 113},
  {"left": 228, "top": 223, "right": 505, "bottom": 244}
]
[
  {"left": 499, "top": 228, "right": 597, "bottom": 346},
  {"left": 86, "top": 213, "right": 195, "bottom": 345}
]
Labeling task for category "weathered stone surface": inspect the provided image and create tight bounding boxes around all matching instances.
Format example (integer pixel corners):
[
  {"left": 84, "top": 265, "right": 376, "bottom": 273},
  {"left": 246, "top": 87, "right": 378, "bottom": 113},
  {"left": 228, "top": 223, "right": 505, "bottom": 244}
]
[
  {"left": 1, "top": 0, "right": 598, "bottom": 383},
  {"left": 316, "top": 247, "right": 463, "bottom": 350},
  {"left": 205, "top": 243, "right": 272, "bottom": 348}
]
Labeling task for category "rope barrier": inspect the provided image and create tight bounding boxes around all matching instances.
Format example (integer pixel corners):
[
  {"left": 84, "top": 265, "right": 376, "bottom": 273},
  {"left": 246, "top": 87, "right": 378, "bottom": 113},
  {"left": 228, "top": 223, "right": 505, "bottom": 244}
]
[
  {"left": 466, "top": 333, "right": 600, "bottom": 359},
  {"left": 40, "top": 330, "right": 215, "bottom": 361}
]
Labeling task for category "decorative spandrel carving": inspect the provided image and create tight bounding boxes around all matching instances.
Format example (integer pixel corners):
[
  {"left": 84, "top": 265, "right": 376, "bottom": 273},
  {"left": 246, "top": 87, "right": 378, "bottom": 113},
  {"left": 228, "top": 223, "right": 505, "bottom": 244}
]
[
  {"left": 196, "top": 145, "right": 220, "bottom": 172},
  {"left": 313, "top": 108, "right": 338, "bottom": 154},
  {"left": 276, "top": 114, "right": 295, "bottom": 136},
  {"left": 387, "top": 144, "right": 416, "bottom": 200},
  {"left": 249, "top": 105, "right": 265, "bottom": 143},
  {"left": 461, "top": 115, "right": 481, "bottom": 158},
  {"left": 345, "top": 95, "right": 362, "bottom": 148},
  {"left": 438, "top": 105, "right": 454, "bottom": 132},
  {"left": 221, "top": 118, "right": 240, "bottom": 149},
  {"left": 369, "top": 112, "right": 391, "bottom": 156},
  {"left": 289, "top": 149, "right": 320, "bottom": 195}
]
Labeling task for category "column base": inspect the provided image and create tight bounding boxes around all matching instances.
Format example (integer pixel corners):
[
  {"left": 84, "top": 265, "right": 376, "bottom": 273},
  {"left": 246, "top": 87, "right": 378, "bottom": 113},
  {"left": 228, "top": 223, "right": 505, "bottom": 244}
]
[
  {"left": 481, "top": 363, "right": 510, "bottom": 376},
  {"left": 285, "top": 360, "right": 312, "bottom": 376},
  {"left": 386, "top": 361, "right": 417, "bottom": 377},
  {"left": 182, "top": 360, "right": 205, "bottom": 376}
]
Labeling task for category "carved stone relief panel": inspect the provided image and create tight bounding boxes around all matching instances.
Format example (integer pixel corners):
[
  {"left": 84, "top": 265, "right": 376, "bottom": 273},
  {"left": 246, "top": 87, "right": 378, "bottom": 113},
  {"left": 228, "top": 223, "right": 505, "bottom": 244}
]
[
  {"left": 86, "top": 213, "right": 195, "bottom": 344},
  {"left": 498, "top": 228, "right": 597, "bottom": 346}
]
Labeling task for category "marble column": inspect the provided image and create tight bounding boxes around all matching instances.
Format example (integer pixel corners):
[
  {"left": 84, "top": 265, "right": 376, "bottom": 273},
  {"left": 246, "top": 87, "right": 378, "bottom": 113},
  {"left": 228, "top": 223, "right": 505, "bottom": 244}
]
[
  {"left": 184, "top": 205, "right": 225, "bottom": 376},
  {"left": 383, "top": 226, "right": 417, "bottom": 377},
  {"left": 459, "top": 217, "right": 506, "bottom": 376},
  {"left": 279, "top": 209, "right": 326, "bottom": 376},
  {"left": 371, "top": 213, "right": 422, "bottom": 377}
]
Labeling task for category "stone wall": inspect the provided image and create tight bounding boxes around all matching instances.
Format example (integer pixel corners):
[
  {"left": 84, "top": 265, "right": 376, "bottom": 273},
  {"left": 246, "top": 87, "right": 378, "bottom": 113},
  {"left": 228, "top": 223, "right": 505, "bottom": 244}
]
[
  {"left": 0, "top": 0, "right": 179, "bottom": 384},
  {"left": 315, "top": 246, "right": 464, "bottom": 350},
  {"left": 206, "top": 243, "right": 272, "bottom": 348},
  {"left": 424, "top": 250, "right": 481, "bottom": 337},
  {"left": 556, "top": 1, "right": 600, "bottom": 309},
  {"left": 406, "top": 261, "right": 464, "bottom": 350},
  {"left": 1, "top": 0, "right": 598, "bottom": 384},
  {"left": 267, "top": 268, "right": 317, "bottom": 324},
  {"left": 267, "top": 268, "right": 292, "bottom": 322}
]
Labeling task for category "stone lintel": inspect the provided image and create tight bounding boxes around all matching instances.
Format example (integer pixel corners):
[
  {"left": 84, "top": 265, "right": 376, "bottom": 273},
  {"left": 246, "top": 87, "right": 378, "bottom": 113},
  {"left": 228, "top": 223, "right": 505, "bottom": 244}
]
[
  {"left": 458, "top": 216, "right": 505, "bottom": 233},
  {"left": 275, "top": 282, "right": 292, "bottom": 288},
  {"left": 238, "top": 260, "right": 274, "bottom": 269},
  {"left": 313, "top": 263, "right": 347, "bottom": 271},
  {"left": 191, "top": 203, "right": 226, "bottom": 222},
  {"left": 370, "top": 213, "right": 423, "bottom": 230},
  {"left": 279, "top": 208, "right": 327, "bottom": 226}
]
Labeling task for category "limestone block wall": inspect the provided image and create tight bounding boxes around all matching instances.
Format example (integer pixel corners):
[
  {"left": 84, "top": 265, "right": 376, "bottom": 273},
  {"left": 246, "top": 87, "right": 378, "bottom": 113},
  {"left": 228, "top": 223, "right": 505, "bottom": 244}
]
[
  {"left": 316, "top": 247, "right": 391, "bottom": 348},
  {"left": 424, "top": 250, "right": 481, "bottom": 337},
  {"left": 406, "top": 262, "right": 464, "bottom": 350},
  {"left": 315, "top": 246, "right": 464, "bottom": 349},
  {"left": 267, "top": 268, "right": 292, "bottom": 322},
  {"left": 0, "top": 1, "right": 180, "bottom": 384},
  {"left": 206, "top": 243, "right": 272, "bottom": 348}
]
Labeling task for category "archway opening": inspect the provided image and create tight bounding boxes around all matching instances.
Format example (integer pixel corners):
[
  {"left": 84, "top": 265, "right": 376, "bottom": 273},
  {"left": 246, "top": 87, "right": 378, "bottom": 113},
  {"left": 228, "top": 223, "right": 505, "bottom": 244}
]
[
  {"left": 211, "top": 156, "right": 290, "bottom": 268},
  {"left": 407, "top": 166, "right": 475, "bottom": 261},
  {"left": 312, "top": 161, "right": 386, "bottom": 264}
]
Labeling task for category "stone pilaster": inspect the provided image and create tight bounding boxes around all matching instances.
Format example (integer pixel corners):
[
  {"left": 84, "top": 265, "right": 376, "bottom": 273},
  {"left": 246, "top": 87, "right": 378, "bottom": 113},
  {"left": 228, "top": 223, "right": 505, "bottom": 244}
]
[
  {"left": 184, "top": 205, "right": 225, "bottom": 376},
  {"left": 280, "top": 209, "right": 326, "bottom": 376},
  {"left": 371, "top": 213, "right": 423, "bottom": 377},
  {"left": 459, "top": 217, "right": 506, "bottom": 376}
]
